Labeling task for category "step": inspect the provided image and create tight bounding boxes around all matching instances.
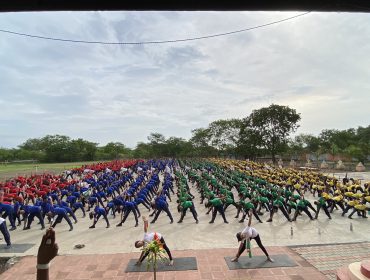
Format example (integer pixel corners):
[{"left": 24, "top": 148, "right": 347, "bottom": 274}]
[
  {"left": 337, "top": 266, "right": 351, "bottom": 280},
  {"left": 348, "top": 262, "right": 370, "bottom": 280},
  {"left": 361, "top": 260, "right": 370, "bottom": 279}
]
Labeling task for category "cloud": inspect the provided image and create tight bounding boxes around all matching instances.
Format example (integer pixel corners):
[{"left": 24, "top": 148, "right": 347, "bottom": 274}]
[{"left": 0, "top": 11, "right": 369, "bottom": 148}]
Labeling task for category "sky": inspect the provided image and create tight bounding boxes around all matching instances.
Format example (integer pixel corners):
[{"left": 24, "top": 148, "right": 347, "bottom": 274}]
[{"left": 0, "top": 11, "right": 369, "bottom": 148}]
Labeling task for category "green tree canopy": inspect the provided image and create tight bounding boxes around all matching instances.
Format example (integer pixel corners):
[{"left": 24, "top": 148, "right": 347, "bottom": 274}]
[{"left": 243, "top": 104, "right": 301, "bottom": 162}]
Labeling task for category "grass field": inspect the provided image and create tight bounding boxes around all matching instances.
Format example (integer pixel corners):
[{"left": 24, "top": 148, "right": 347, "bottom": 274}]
[{"left": 0, "top": 161, "right": 99, "bottom": 181}]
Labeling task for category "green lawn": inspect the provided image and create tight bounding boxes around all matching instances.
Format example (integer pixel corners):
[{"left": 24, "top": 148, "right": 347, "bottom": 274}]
[{"left": 0, "top": 161, "right": 100, "bottom": 181}]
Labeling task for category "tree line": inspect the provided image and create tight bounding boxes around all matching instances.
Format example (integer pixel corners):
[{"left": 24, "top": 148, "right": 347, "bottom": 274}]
[{"left": 0, "top": 104, "right": 368, "bottom": 163}]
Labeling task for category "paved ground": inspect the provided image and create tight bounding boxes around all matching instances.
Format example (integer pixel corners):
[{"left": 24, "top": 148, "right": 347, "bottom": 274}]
[
  {"left": 2, "top": 177, "right": 369, "bottom": 258},
  {"left": 291, "top": 242, "right": 370, "bottom": 280},
  {"left": 1, "top": 246, "right": 329, "bottom": 280},
  {"left": 1, "top": 171, "right": 369, "bottom": 279}
]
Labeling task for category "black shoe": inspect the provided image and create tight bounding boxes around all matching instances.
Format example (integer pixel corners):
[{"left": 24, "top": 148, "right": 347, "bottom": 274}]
[
  {"left": 89, "top": 225, "right": 95, "bottom": 229},
  {"left": 41, "top": 226, "right": 45, "bottom": 230},
  {"left": 196, "top": 220, "right": 199, "bottom": 224},
  {"left": 116, "top": 223, "right": 122, "bottom": 227},
  {"left": 69, "top": 227, "right": 74, "bottom": 231},
  {"left": 224, "top": 221, "right": 229, "bottom": 224},
  {"left": 209, "top": 221, "right": 214, "bottom": 224},
  {"left": 135, "top": 224, "right": 138, "bottom": 227},
  {"left": 106, "top": 225, "right": 110, "bottom": 228},
  {"left": 177, "top": 220, "right": 183, "bottom": 223},
  {"left": 24, "top": 226, "right": 30, "bottom": 230},
  {"left": 9, "top": 227, "right": 16, "bottom": 231},
  {"left": 170, "top": 220, "right": 173, "bottom": 224},
  {"left": 238, "top": 220, "right": 244, "bottom": 223}
]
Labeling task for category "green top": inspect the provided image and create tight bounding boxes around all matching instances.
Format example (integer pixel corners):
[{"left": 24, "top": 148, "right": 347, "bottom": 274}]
[
  {"left": 241, "top": 201, "right": 254, "bottom": 210},
  {"left": 182, "top": 201, "right": 193, "bottom": 209},
  {"left": 288, "top": 201, "right": 297, "bottom": 208},
  {"left": 273, "top": 199, "right": 283, "bottom": 207},
  {"left": 317, "top": 197, "right": 326, "bottom": 206},
  {"left": 210, "top": 198, "right": 223, "bottom": 207},
  {"left": 297, "top": 200, "right": 306, "bottom": 208}
]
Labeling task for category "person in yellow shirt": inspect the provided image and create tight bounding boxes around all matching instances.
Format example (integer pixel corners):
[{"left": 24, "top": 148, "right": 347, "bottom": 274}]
[
  {"left": 329, "top": 192, "right": 345, "bottom": 213},
  {"left": 341, "top": 198, "right": 359, "bottom": 217},
  {"left": 348, "top": 198, "right": 368, "bottom": 219}
]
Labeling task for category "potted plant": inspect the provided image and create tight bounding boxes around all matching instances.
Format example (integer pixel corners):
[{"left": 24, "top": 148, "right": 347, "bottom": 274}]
[{"left": 141, "top": 238, "right": 168, "bottom": 280}]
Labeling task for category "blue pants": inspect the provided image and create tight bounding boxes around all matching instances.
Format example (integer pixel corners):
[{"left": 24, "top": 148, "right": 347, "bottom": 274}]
[
  {"left": 52, "top": 213, "right": 73, "bottom": 229},
  {"left": 0, "top": 221, "right": 11, "bottom": 246},
  {"left": 151, "top": 206, "right": 173, "bottom": 223},
  {"left": 2, "top": 210, "right": 16, "bottom": 228},
  {"left": 27, "top": 211, "right": 45, "bottom": 228}
]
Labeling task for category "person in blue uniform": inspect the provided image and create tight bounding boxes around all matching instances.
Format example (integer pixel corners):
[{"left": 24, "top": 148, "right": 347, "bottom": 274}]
[
  {"left": 48, "top": 207, "right": 73, "bottom": 231},
  {"left": 72, "top": 200, "right": 86, "bottom": 217},
  {"left": 21, "top": 204, "right": 45, "bottom": 230},
  {"left": 0, "top": 203, "right": 17, "bottom": 231},
  {"left": 116, "top": 200, "right": 139, "bottom": 227},
  {"left": 89, "top": 206, "right": 110, "bottom": 228},
  {"left": 150, "top": 195, "right": 173, "bottom": 224},
  {"left": 0, "top": 217, "right": 11, "bottom": 248}
]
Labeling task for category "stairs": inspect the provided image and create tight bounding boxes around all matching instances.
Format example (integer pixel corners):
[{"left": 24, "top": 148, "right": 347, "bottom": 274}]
[{"left": 337, "top": 260, "right": 370, "bottom": 280}]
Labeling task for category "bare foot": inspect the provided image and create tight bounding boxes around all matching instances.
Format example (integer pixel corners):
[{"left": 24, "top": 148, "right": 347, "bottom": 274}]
[
  {"left": 169, "top": 260, "right": 174, "bottom": 266},
  {"left": 231, "top": 257, "right": 239, "bottom": 262},
  {"left": 267, "top": 257, "right": 274, "bottom": 262}
]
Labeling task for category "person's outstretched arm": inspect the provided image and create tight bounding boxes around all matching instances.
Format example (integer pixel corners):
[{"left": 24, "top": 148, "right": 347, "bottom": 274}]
[
  {"left": 247, "top": 209, "right": 253, "bottom": 227},
  {"left": 37, "top": 228, "right": 58, "bottom": 280},
  {"left": 142, "top": 216, "right": 148, "bottom": 233}
]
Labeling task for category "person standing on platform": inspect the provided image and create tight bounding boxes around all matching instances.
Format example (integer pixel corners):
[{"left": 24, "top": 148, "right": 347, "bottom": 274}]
[{"left": 232, "top": 210, "right": 273, "bottom": 263}]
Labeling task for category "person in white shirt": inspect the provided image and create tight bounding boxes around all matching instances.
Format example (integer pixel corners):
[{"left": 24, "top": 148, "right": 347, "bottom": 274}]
[
  {"left": 134, "top": 216, "right": 174, "bottom": 266},
  {"left": 231, "top": 210, "right": 273, "bottom": 262},
  {"left": 0, "top": 217, "right": 11, "bottom": 248}
]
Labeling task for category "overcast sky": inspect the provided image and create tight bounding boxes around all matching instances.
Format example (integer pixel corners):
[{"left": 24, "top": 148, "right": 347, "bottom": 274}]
[{"left": 0, "top": 11, "right": 369, "bottom": 148}]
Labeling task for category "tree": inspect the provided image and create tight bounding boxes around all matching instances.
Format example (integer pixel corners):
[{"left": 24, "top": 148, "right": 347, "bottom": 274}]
[
  {"left": 319, "top": 129, "right": 356, "bottom": 159},
  {"left": 133, "top": 142, "right": 152, "bottom": 159},
  {"left": 356, "top": 125, "right": 370, "bottom": 163},
  {"left": 164, "top": 137, "right": 193, "bottom": 157},
  {"left": 41, "top": 135, "right": 71, "bottom": 162},
  {"left": 238, "top": 121, "right": 263, "bottom": 160},
  {"left": 207, "top": 119, "right": 242, "bottom": 156},
  {"left": 286, "top": 134, "right": 324, "bottom": 165},
  {"left": 190, "top": 128, "right": 217, "bottom": 157},
  {"left": 69, "top": 139, "right": 98, "bottom": 161},
  {"left": 103, "top": 142, "right": 129, "bottom": 159},
  {"left": 147, "top": 133, "right": 166, "bottom": 158},
  {"left": 19, "top": 138, "right": 45, "bottom": 151},
  {"left": 244, "top": 104, "right": 301, "bottom": 163}
]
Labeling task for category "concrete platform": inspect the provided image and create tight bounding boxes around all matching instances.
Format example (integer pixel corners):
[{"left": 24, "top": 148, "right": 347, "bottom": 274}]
[
  {"left": 224, "top": 254, "right": 297, "bottom": 270},
  {"left": 1, "top": 178, "right": 369, "bottom": 259},
  {"left": 0, "top": 247, "right": 328, "bottom": 280},
  {"left": 125, "top": 257, "right": 197, "bottom": 272}
]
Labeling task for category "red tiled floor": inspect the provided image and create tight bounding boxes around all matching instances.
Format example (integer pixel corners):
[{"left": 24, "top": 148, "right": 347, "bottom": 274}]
[{"left": 0, "top": 246, "right": 328, "bottom": 279}]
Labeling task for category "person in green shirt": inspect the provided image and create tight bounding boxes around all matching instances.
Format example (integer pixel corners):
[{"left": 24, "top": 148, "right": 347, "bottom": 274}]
[
  {"left": 266, "top": 196, "right": 291, "bottom": 222},
  {"left": 206, "top": 196, "right": 229, "bottom": 224},
  {"left": 286, "top": 197, "right": 297, "bottom": 214},
  {"left": 256, "top": 195, "right": 270, "bottom": 215},
  {"left": 292, "top": 196, "right": 315, "bottom": 221},
  {"left": 177, "top": 199, "right": 199, "bottom": 224},
  {"left": 238, "top": 198, "right": 262, "bottom": 223},
  {"left": 314, "top": 194, "right": 331, "bottom": 219}
]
